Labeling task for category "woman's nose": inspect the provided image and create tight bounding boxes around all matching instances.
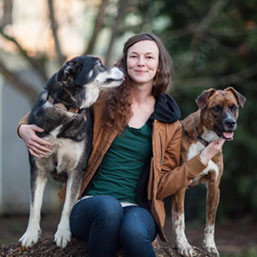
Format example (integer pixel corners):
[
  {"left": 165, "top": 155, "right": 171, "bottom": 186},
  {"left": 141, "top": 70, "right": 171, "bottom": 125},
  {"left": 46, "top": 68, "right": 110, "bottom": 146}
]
[{"left": 137, "top": 56, "right": 145, "bottom": 66}]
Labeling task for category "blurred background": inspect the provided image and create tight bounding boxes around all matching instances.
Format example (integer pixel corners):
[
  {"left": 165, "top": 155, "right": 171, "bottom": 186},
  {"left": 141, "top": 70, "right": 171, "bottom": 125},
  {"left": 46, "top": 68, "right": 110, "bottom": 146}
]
[{"left": 0, "top": 0, "right": 256, "bottom": 256}]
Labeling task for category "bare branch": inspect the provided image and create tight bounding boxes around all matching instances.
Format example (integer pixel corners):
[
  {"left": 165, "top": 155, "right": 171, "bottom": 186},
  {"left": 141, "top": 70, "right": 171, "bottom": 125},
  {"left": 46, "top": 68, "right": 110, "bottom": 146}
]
[
  {"left": 163, "top": 0, "right": 230, "bottom": 42},
  {"left": 0, "top": 28, "right": 48, "bottom": 82},
  {"left": 192, "top": 0, "right": 229, "bottom": 36},
  {"left": 217, "top": 63, "right": 257, "bottom": 86},
  {"left": 190, "top": 0, "right": 229, "bottom": 51},
  {"left": 47, "top": 0, "right": 66, "bottom": 65},
  {"left": 175, "top": 63, "right": 257, "bottom": 89},
  {"left": 0, "top": 57, "right": 38, "bottom": 104}
]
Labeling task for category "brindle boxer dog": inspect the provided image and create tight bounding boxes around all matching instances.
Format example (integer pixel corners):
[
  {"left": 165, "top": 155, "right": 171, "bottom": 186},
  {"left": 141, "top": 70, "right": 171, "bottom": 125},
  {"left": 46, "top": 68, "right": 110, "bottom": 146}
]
[{"left": 172, "top": 87, "right": 246, "bottom": 257}]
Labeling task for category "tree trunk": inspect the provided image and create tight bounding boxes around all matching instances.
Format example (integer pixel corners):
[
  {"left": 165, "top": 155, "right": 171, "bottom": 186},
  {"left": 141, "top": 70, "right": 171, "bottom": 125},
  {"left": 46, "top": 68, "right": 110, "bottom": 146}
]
[
  {"left": 0, "top": 29, "right": 48, "bottom": 82},
  {"left": 47, "top": 0, "right": 66, "bottom": 66},
  {"left": 104, "top": 0, "right": 129, "bottom": 66},
  {"left": 84, "top": 0, "right": 110, "bottom": 55},
  {"left": 1, "top": 0, "right": 13, "bottom": 26}
]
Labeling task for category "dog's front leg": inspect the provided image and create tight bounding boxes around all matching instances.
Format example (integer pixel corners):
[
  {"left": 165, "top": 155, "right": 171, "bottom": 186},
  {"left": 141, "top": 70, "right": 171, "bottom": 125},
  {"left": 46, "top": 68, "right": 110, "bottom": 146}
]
[
  {"left": 54, "top": 170, "right": 83, "bottom": 248},
  {"left": 19, "top": 174, "right": 48, "bottom": 247},
  {"left": 203, "top": 177, "right": 220, "bottom": 257},
  {"left": 172, "top": 188, "right": 196, "bottom": 257}
]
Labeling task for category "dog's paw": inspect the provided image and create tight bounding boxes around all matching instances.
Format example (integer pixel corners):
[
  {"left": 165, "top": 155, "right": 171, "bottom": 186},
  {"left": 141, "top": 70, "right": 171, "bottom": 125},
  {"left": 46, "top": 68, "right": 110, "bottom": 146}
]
[
  {"left": 202, "top": 244, "right": 220, "bottom": 257},
  {"left": 57, "top": 60, "right": 82, "bottom": 83},
  {"left": 19, "top": 228, "right": 41, "bottom": 247},
  {"left": 177, "top": 243, "right": 197, "bottom": 257},
  {"left": 203, "top": 233, "right": 219, "bottom": 256},
  {"left": 54, "top": 227, "right": 71, "bottom": 248}
]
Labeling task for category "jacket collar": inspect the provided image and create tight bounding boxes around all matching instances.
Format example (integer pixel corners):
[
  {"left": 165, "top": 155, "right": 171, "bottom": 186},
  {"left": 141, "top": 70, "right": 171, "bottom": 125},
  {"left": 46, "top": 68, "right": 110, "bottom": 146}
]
[{"left": 149, "top": 93, "right": 181, "bottom": 124}]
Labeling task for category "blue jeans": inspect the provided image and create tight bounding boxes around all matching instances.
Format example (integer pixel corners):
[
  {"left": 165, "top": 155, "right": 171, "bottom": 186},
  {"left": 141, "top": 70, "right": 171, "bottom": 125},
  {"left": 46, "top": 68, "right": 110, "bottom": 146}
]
[{"left": 70, "top": 195, "right": 157, "bottom": 257}]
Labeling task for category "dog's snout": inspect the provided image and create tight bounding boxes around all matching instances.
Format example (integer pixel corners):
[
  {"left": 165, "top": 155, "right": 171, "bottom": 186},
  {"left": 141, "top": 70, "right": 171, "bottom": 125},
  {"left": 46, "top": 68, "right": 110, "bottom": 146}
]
[
  {"left": 112, "top": 67, "right": 124, "bottom": 78},
  {"left": 224, "top": 117, "right": 237, "bottom": 130}
]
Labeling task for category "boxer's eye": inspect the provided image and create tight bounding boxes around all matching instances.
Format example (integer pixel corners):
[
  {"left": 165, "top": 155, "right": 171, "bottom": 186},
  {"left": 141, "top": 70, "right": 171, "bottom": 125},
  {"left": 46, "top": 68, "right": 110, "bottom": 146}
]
[
  {"left": 230, "top": 104, "right": 237, "bottom": 112},
  {"left": 212, "top": 105, "right": 222, "bottom": 113}
]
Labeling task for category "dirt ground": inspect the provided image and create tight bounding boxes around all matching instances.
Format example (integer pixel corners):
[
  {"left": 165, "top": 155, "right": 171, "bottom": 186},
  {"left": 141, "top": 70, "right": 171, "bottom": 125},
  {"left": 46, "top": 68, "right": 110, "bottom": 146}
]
[{"left": 0, "top": 214, "right": 256, "bottom": 256}]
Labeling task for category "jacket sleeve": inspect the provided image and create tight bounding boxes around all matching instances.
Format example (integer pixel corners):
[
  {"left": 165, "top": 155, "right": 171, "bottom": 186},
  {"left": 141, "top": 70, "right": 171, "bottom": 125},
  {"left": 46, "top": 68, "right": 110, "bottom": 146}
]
[
  {"left": 156, "top": 123, "right": 207, "bottom": 199},
  {"left": 17, "top": 112, "right": 30, "bottom": 137}
]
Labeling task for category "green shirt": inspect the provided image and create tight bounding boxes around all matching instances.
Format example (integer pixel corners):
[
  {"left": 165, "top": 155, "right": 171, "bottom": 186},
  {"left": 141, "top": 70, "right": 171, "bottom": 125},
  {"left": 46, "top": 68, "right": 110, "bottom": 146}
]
[{"left": 86, "top": 122, "right": 152, "bottom": 203}]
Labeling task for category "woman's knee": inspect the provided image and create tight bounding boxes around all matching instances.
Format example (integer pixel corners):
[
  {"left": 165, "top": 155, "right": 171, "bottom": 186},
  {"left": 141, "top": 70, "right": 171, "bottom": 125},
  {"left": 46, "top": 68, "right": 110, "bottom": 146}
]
[
  {"left": 120, "top": 220, "right": 152, "bottom": 244},
  {"left": 71, "top": 195, "right": 122, "bottom": 219},
  {"left": 84, "top": 195, "right": 123, "bottom": 232},
  {"left": 93, "top": 195, "right": 123, "bottom": 221},
  {"left": 120, "top": 207, "right": 157, "bottom": 244},
  {"left": 120, "top": 212, "right": 157, "bottom": 257},
  {"left": 70, "top": 195, "right": 123, "bottom": 240}
]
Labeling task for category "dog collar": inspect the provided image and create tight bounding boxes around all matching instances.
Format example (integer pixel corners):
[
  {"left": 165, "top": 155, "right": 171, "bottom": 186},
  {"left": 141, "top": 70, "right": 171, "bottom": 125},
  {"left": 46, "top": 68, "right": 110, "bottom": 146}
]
[
  {"left": 47, "top": 94, "right": 79, "bottom": 113},
  {"left": 197, "top": 135, "right": 210, "bottom": 147},
  {"left": 195, "top": 127, "right": 210, "bottom": 147},
  {"left": 69, "top": 107, "right": 79, "bottom": 113},
  {"left": 47, "top": 95, "right": 55, "bottom": 104}
]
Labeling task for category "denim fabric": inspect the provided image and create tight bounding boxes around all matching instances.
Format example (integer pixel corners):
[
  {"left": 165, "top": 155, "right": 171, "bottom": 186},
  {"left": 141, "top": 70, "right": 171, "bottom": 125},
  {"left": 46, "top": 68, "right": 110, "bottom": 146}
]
[{"left": 70, "top": 195, "right": 157, "bottom": 257}]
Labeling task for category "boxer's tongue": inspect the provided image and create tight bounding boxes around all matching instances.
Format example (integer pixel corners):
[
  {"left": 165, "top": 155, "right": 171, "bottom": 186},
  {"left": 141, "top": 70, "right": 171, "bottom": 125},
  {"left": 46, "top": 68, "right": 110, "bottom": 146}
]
[{"left": 222, "top": 131, "right": 234, "bottom": 140}]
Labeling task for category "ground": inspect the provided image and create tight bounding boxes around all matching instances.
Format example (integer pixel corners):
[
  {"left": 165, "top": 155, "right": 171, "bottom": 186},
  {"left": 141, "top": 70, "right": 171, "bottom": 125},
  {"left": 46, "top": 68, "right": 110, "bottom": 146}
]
[
  {"left": 0, "top": 237, "right": 218, "bottom": 257},
  {"left": 0, "top": 214, "right": 256, "bottom": 256}
]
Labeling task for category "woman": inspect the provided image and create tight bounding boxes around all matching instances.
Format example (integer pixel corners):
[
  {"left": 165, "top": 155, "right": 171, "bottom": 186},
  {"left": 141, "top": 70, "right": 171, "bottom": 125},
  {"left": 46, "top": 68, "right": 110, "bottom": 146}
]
[{"left": 18, "top": 33, "right": 224, "bottom": 257}]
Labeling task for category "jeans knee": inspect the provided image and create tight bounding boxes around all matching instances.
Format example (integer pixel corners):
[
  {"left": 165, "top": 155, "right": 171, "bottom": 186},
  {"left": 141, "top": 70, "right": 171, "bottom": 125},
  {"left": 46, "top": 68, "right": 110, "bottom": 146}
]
[
  {"left": 120, "top": 222, "right": 146, "bottom": 243},
  {"left": 120, "top": 223, "right": 156, "bottom": 257},
  {"left": 70, "top": 195, "right": 123, "bottom": 241},
  {"left": 120, "top": 207, "right": 157, "bottom": 246},
  {"left": 95, "top": 196, "right": 122, "bottom": 216},
  {"left": 92, "top": 196, "right": 123, "bottom": 227}
]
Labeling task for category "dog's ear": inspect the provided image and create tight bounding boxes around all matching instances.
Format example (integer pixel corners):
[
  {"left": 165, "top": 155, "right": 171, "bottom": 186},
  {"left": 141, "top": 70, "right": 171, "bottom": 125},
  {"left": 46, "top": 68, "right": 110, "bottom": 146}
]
[
  {"left": 225, "top": 87, "right": 246, "bottom": 107},
  {"left": 56, "top": 59, "right": 82, "bottom": 83},
  {"left": 196, "top": 88, "right": 216, "bottom": 109}
]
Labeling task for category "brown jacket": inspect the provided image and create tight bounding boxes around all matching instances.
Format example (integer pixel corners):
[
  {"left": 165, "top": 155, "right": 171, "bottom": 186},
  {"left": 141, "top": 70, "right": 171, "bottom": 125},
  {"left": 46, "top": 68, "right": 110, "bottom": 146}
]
[{"left": 18, "top": 94, "right": 207, "bottom": 241}]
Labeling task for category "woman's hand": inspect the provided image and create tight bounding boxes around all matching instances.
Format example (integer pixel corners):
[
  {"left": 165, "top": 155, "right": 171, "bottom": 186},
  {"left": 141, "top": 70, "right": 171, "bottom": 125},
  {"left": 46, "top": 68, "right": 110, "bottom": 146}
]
[
  {"left": 200, "top": 139, "right": 225, "bottom": 165},
  {"left": 19, "top": 124, "right": 52, "bottom": 158}
]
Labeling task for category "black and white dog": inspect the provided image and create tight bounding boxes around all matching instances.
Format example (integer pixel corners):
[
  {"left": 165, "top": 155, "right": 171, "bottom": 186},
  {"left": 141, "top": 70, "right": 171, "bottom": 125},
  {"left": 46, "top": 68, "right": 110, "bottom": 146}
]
[{"left": 19, "top": 56, "right": 124, "bottom": 248}]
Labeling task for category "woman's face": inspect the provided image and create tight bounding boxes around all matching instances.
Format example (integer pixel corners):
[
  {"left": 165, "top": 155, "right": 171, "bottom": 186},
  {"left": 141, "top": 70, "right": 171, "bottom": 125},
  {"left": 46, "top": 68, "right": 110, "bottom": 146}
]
[{"left": 126, "top": 40, "right": 159, "bottom": 86}]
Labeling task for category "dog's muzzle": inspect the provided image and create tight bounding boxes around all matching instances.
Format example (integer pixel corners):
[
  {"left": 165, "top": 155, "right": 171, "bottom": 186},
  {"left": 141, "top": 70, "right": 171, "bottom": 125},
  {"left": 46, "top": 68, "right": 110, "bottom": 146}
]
[{"left": 215, "top": 116, "right": 237, "bottom": 141}]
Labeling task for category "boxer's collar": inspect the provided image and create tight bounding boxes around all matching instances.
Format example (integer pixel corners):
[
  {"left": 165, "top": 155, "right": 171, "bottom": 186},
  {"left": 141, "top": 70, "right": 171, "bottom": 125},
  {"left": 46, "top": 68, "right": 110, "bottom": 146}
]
[{"left": 195, "top": 127, "right": 210, "bottom": 147}]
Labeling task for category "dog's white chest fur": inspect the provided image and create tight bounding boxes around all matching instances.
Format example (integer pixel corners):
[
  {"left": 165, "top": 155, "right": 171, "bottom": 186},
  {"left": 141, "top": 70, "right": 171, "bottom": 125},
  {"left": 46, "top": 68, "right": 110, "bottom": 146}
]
[
  {"left": 187, "top": 128, "right": 220, "bottom": 185},
  {"left": 37, "top": 125, "right": 85, "bottom": 174}
]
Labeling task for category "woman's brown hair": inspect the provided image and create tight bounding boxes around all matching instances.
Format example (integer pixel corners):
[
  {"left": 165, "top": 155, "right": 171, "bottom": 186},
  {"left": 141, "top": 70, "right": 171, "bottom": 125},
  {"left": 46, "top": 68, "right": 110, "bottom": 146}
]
[{"left": 104, "top": 33, "right": 173, "bottom": 132}]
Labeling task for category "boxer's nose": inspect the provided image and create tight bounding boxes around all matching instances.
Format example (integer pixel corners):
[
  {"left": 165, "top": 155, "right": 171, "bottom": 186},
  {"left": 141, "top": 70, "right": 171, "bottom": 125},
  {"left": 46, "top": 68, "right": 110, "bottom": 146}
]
[{"left": 224, "top": 117, "right": 237, "bottom": 130}]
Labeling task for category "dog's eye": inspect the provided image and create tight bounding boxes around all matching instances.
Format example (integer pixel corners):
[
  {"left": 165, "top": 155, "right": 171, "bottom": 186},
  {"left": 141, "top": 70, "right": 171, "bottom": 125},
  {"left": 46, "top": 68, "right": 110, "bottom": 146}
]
[
  {"left": 230, "top": 104, "right": 238, "bottom": 112},
  {"left": 211, "top": 105, "right": 222, "bottom": 113},
  {"left": 96, "top": 62, "right": 106, "bottom": 72}
]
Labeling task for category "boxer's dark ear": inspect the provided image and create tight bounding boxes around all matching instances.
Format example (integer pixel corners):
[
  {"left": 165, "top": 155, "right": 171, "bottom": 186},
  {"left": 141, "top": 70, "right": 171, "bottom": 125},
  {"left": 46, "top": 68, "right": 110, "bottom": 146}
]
[
  {"left": 225, "top": 87, "right": 246, "bottom": 107},
  {"left": 196, "top": 88, "right": 216, "bottom": 109}
]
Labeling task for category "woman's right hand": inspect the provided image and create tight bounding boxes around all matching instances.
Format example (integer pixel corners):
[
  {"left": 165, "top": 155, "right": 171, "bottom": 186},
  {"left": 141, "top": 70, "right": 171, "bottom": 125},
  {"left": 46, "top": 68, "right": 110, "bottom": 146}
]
[
  {"left": 19, "top": 124, "right": 52, "bottom": 158},
  {"left": 199, "top": 139, "right": 225, "bottom": 165}
]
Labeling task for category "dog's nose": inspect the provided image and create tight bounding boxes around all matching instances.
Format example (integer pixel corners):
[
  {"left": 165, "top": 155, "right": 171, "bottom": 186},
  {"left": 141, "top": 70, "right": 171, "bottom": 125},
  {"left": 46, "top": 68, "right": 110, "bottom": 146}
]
[{"left": 224, "top": 118, "right": 236, "bottom": 130}]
